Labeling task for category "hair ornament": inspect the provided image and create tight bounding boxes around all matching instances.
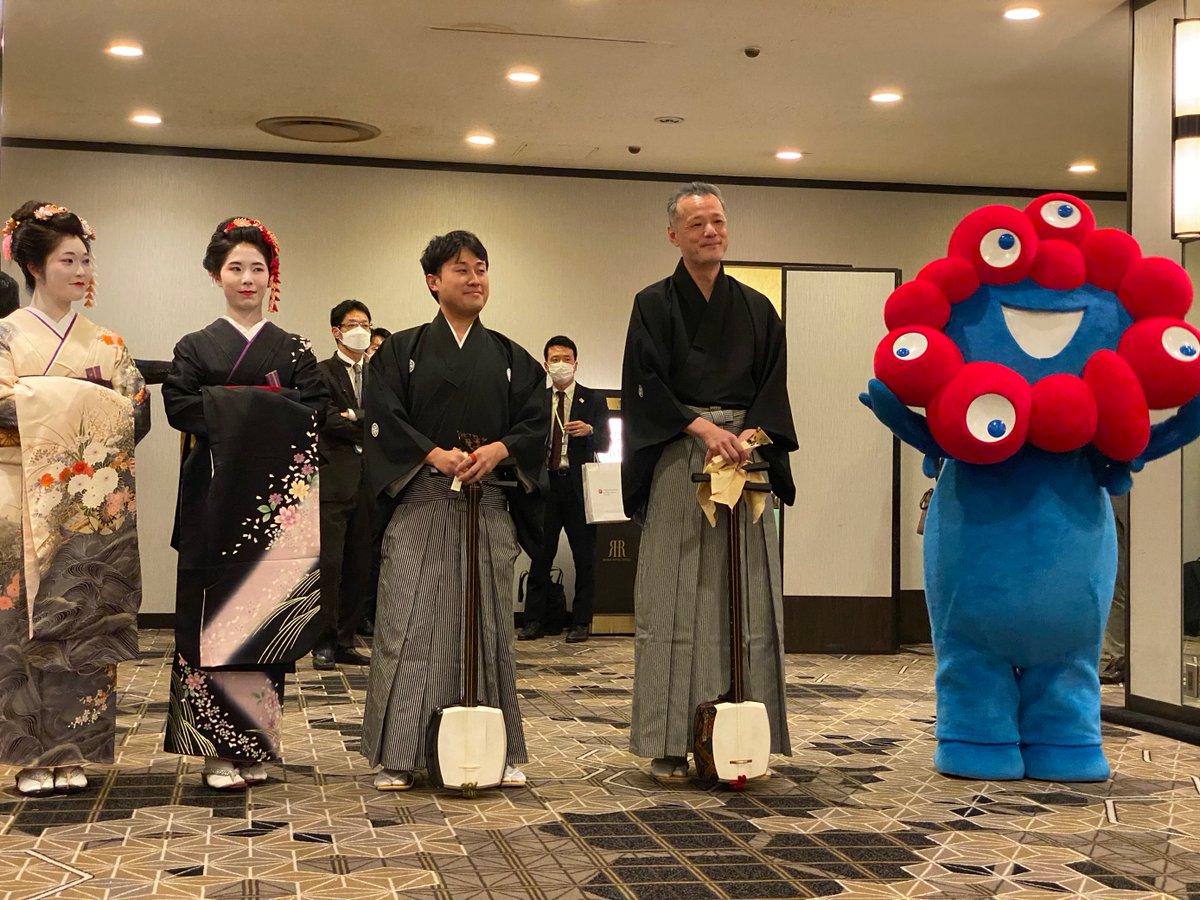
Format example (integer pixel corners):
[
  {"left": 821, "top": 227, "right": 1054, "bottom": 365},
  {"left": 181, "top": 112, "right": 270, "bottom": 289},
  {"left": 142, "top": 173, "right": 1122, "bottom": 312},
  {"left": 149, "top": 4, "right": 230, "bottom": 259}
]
[{"left": 2, "top": 204, "right": 96, "bottom": 243}]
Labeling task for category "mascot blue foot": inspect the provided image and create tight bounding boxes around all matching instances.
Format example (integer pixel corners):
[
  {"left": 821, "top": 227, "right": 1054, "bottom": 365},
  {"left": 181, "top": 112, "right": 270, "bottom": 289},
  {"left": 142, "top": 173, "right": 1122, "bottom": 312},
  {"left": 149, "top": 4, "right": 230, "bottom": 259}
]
[
  {"left": 1022, "top": 743, "right": 1110, "bottom": 782},
  {"left": 934, "top": 740, "right": 1024, "bottom": 781}
]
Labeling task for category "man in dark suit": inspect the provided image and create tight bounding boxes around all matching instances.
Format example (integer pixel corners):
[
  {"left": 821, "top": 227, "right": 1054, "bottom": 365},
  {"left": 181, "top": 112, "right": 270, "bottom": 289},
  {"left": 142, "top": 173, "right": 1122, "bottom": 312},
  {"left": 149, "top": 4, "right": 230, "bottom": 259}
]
[
  {"left": 357, "top": 326, "right": 393, "bottom": 638},
  {"left": 519, "top": 335, "right": 612, "bottom": 643},
  {"left": 313, "top": 299, "right": 375, "bottom": 669}
]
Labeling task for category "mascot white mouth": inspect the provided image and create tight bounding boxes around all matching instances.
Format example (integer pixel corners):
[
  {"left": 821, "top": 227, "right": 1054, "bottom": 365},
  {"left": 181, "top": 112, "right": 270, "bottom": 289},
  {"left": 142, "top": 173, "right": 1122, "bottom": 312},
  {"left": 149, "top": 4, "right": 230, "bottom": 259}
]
[{"left": 1000, "top": 305, "right": 1085, "bottom": 359}]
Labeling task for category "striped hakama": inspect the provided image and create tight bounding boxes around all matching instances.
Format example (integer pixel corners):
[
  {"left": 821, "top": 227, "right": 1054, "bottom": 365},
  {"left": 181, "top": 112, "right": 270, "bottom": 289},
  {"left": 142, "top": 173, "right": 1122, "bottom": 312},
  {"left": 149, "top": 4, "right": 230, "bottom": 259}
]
[
  {"left": 630, "top": 408, "right": 791, "bottom": 759},
  {"left": 360, "top": 471, "right": 527, "bottom": 771}
]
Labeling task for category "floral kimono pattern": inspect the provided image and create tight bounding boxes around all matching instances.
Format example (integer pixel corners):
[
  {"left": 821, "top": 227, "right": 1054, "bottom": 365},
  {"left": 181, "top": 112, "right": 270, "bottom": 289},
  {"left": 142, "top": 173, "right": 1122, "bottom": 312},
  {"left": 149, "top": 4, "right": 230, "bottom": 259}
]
[{"left": 0, "top": 309, "right": 148, "bottom": 766}]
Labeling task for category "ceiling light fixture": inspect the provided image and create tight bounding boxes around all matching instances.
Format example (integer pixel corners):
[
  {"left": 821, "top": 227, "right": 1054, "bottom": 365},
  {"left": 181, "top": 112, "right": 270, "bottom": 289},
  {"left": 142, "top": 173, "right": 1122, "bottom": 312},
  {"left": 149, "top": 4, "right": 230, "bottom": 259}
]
[
  {"left": 130, "top": 112, "right": 162, "bottom": 126},
  {"left": 1004, "top": 6, "right": 1042, "bottom": 20},
  {"left": 870, "top": 90, "right": 903, "bottom": 104},
  {"left": 506, "top": 67, "right": 541, "bottom": 85},
  {"left": 1068, "top": 162, "right": 1097, "bottom": 174},
  {"left": 775, "top": 150, "right": 803, "bottom": 161},
  {"left": 106, "top": 41, "right": 143, "bottom": 58},
  {"left": 466, "top": 133, "right": 496, "bottom": 146}
]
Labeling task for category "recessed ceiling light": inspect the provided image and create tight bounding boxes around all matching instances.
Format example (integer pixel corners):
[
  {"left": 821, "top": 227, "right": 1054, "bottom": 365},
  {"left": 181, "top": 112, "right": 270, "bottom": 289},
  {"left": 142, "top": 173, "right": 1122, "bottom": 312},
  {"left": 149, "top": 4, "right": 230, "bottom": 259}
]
[
  {"left": 1068, "top": 162, "right": 1098, "bottom": 174},
  {"left": 775, "top": 150, "right": 803, "bottom": 161},
  {"left": 1004, "top": 6, "right": 1042, "bottom": 20},
  {"left": 106, "top": 41, "right": 143, "bottom": 58},
  {"left": 870, "top": 90, "right": 903, "bottom": 104},
  {"left": 506, "top": 66, "right": 541, "bottom": 85},
  {"left": 466, "top": 133, "right": 496, "bottom": 146},
  {"left": 130, "top": 112, "right": 162, "bottom": 126}
]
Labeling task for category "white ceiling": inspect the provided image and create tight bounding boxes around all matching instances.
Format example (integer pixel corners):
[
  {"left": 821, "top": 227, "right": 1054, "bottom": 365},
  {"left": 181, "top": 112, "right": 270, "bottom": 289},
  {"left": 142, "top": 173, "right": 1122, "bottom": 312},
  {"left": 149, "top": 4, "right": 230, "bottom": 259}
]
[{"left": 3, "top": 0, "right": 1131, "bottom": 192}]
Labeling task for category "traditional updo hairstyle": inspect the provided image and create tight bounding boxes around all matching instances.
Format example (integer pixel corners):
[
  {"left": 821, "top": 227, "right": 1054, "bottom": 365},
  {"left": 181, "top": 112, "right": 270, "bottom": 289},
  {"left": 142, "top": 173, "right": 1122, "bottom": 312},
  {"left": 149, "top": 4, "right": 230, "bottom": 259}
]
[
  {"left": 5, "top": 200, "right": 94, "bottom": 293},
  {"left": 202, "top": 216, "right": 282, "bottom": 311}
]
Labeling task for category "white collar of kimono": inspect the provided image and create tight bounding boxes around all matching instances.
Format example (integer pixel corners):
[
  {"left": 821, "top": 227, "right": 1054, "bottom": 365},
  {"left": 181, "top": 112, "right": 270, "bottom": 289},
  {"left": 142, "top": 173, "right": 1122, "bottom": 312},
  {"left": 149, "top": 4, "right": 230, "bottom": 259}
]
[
  {"left": 222, "top": 315, "right": 267, "bottom": 341},
  {"left": 25, "top": 305, "right": 77, "bottom": 336},
  {"left": 440, "top": 313, "right": 473, "bottom": 348}
]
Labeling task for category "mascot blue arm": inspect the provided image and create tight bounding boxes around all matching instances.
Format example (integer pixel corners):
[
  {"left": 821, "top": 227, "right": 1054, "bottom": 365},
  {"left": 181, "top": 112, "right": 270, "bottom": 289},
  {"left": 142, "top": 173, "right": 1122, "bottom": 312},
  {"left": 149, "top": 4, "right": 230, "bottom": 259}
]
[
  {"left": 1141, "top": 393, "right": 1200, "bottom": 464},
  {"left": 859, "top": 378, "right": 944, "bottom": 464}
]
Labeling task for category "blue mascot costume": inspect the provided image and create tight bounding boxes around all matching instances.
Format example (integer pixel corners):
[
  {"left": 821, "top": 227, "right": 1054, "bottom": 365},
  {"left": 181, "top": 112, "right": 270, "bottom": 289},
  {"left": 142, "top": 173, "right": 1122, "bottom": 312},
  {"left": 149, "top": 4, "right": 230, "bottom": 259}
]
[{"left": 863, "top": 194, "right": 1200, "bottom": 781}]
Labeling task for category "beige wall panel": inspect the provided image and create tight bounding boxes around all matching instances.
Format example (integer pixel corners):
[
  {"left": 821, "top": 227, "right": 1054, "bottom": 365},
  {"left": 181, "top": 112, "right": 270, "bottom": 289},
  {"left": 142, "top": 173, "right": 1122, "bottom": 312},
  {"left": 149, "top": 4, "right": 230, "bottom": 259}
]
[
  {"left": 783, "top": 268, "right": 895, "bottom": 598},
  {"left": 1129, "top": 0, "right": 1186, "bottom": 705}
]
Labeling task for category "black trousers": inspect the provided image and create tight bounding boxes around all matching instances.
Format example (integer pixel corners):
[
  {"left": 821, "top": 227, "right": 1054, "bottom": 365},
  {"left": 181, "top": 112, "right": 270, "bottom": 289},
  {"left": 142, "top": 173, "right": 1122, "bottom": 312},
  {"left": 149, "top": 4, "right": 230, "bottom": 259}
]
[
  {"left": 318, "top": 484, "right": 372, "bottom": 650},
  {"left": 527, "top": 471, "right": 596, "bottom": 628}
]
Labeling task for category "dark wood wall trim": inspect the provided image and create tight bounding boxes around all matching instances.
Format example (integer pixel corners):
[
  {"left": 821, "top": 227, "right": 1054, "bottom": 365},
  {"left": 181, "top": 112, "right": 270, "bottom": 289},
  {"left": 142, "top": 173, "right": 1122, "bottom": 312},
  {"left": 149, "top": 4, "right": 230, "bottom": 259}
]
[
  {"left": 783, "top": 596, "right": 898, "bottom": 654},
  {"left": 138, "top": 613, "right": 175, "bottom": 629},
  {"left": 1124, "top": 692, "right": 1200, "bottom": 726},
  {"left": 897, "top": 589, "right": 932, "bottom": 645},
  {"left": 1, "top": 137, "right": 1128, "bottom": 202},
  {"left": 1103, "top": 694, "right": 1200, "bottom": 746}
]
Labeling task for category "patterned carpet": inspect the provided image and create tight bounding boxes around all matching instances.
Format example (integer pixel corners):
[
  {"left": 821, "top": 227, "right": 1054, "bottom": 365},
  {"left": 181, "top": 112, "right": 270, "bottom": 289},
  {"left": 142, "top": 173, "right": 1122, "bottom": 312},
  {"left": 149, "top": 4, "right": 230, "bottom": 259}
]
[{"left": 0, "top": 630, "right": 1198, "bottom": 899}]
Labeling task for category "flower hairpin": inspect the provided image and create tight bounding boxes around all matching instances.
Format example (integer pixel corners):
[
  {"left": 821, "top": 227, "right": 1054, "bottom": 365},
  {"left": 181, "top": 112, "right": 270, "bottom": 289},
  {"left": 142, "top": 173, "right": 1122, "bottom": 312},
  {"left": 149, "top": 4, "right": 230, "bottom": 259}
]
[{"left": 1, "top": 206, "right": 96, "bottom": 260}]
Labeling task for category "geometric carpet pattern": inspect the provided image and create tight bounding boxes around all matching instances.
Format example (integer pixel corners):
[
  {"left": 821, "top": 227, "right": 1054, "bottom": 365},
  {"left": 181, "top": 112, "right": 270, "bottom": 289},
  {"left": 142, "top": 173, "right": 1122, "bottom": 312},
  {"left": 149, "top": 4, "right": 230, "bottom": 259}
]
[{"left": 1, "top": 630, "right": 1197, "bottom": 898}]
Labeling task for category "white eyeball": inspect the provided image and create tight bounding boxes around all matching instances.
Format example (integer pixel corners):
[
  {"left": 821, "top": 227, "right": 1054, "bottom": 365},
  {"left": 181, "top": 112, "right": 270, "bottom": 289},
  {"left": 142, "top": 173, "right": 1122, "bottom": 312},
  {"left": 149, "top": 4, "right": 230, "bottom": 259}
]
[
  {"left": 1162, "top": 325, "right": 1200, "bottom": 362},
  {"left": 979, "top": 229, "right": 1022, "bottom": 268},
  {"left": 892, "top": 332, "right": 929, "bottom": 361},
  {"left": 1041, "top": 200, "right": 1082, "bottom": 229},
  {"left": 966, "top": 393, "right": 1016, "bottom": 443}
]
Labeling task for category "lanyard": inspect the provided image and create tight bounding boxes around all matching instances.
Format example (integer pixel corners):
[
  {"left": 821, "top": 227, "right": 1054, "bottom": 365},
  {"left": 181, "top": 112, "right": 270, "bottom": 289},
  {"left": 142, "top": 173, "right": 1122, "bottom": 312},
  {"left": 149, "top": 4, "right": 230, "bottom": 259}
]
[{"left": 552, "top": 390, "right": 569, "bottom": 432}]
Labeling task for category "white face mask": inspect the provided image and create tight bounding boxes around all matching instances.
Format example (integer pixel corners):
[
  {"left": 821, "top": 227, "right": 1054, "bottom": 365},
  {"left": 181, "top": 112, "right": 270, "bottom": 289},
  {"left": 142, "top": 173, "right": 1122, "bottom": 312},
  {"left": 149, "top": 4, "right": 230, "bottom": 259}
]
[
  {"left": 340, "top": 326, "right": 372, "bottom": 352},
  {"left": 548, "top": 361, "right": 575, "bottom": 386}
]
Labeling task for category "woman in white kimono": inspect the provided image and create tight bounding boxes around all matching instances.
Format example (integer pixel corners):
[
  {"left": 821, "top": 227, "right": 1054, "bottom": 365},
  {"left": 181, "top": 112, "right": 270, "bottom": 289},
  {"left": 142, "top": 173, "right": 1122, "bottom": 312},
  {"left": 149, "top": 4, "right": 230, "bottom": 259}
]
[{"left": 0, "top": 201, "right": 148, "bottom": 796}]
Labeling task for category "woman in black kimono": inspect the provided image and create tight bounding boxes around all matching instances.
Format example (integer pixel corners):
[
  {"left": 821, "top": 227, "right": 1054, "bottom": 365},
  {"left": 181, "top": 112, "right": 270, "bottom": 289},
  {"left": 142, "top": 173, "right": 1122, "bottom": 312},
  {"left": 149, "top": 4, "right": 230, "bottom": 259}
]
[{"left": 162, "top": 218, "right": 327, "bottom": 790}]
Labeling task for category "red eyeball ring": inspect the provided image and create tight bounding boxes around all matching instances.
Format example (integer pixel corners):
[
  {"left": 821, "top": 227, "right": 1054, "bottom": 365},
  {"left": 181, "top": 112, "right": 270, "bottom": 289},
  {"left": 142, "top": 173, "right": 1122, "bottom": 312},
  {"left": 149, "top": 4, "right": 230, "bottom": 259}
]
[
  {"left": 1023, "top": 193, "right": 1096, "bottom": 245},
  {"left": 916, "top": 257, "right": 980, "bottom": 304},
  {"left": 884, "top": 280, "right": 952, "bottom": 331},
  {"left": 947, "top": 206, "right": 1040, "bottom": 286},
  {"left": 1117, "top": 317, "right": 1200, "bottom": 409},
  {"left": 1030, "top": 239, "right": 1087, "bottom": 292},
  {"left": 1027, "top": 374, "right": 1098, "bottom": 452},
  {"left": 873, "top": 326, "right": 965, "bottom": 407},
  {"left": 1082, "top": 350, "right": 1150, "bottom": 461},
  {"left": 1080, "top": 228, "right": 1142, "bottom": 293},
  {"left": 927, "top": 362, "right": 1032, "bottom": 465},
  {"left": 1117, "top": 256, "right": 1194, "bottom": 321}
]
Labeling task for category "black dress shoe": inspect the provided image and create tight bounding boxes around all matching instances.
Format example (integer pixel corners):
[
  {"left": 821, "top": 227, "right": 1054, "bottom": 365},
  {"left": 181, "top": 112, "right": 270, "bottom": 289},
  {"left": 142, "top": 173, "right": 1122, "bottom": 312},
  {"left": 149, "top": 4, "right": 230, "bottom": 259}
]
[
  {"left": 335, "top": 647, "right": 371, "bottom": 665},
  {"left": 517, "top": 623, "right": 544, "bottom": 641},
  {"left": 565, "top": 624, "right": 590, "bottom": 643},
  {"left": 312, "top": 647, "right": 336, "bottom": 670},
  {"left": 357, "top": 617, "right": 374, "bottom": 637}
]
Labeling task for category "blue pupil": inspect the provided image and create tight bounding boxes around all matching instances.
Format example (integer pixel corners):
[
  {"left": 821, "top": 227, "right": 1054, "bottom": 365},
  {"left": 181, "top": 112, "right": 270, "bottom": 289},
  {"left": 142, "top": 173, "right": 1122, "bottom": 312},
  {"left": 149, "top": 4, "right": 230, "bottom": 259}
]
[
  {"left": 997, "top": 232, "right": 1016, "bottom": 250},
  {"left": 1057, "top": 204, "right": 1074, "bottom": 218},
  {"left": 896, "top": 347, "right": 910, "bottom": 358},
  {"left": 987, "top": 419, "right": 1007, "bottom": 438},
  {"left": 1182, "top": 344, "right": 1198, "bottom": 358}
]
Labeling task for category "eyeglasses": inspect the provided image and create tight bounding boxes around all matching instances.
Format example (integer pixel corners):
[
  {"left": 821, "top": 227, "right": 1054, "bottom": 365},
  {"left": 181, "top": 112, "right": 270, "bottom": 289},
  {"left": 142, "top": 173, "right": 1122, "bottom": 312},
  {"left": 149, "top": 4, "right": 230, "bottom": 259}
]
[{"left": 339, "top": 321, "right": 371, "bottom": 329}]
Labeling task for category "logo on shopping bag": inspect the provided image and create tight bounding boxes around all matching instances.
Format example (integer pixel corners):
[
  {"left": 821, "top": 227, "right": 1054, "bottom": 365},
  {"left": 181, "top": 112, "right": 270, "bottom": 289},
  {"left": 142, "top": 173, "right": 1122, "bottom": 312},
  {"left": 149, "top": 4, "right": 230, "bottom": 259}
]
[{"left": 607, "top": 539, "right": 627, "bottom": 559}]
